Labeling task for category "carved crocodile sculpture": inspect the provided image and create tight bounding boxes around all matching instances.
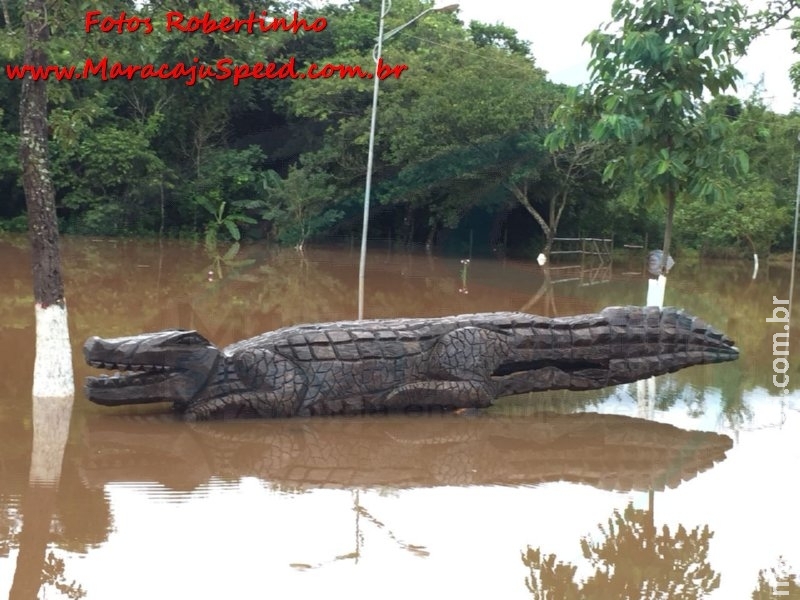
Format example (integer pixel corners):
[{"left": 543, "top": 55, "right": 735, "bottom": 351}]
[{"left": 83, "top": 306, "right": 739, "bottom": 420}]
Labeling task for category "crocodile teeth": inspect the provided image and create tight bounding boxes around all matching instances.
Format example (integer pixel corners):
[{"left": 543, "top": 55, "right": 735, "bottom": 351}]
[{"left": 89, "top": 359, "right": 171, "bottom": 373}]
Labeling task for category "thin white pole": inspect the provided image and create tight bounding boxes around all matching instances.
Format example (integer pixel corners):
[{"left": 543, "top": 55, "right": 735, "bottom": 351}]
[
  {"left": 788, "top": 132, "right": 800, "bottom": 325},
  {"left": 357, "top": 0, "right": 388, "bottom": 320}
]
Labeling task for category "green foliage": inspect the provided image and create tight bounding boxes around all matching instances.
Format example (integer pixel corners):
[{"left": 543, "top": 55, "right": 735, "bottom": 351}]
[
  {"left": 550, "top": 0, "right": 754, "bottom": 269},
  {"left": 0, "top": 214, "right": 27, "bottom": 232},
  {"left": 261, "top": 164, "right": 340, "bottom": 248},
  {"left": 196, "top": 197, "right": 257, "bottom": 250},
  {"left": 791, "top": 18, "right": 800, "bottom": 94},
  {"left": 283, "top": 1, "right": 577, "bottom": 246},
  {"left": 52, "top": 101, "right": 165, "bottom": 235},
  {"left": 675, "top": 99, "right": 798, "bottom": 255},
  {"left": 189, "top": 146, "right": 270, "bottom": 248},
  {"left": 0, "top": 0, "right": 798, "bottom": 254},
  {"left": 468, "top": 21, "right": 532, "bottom": 56}
]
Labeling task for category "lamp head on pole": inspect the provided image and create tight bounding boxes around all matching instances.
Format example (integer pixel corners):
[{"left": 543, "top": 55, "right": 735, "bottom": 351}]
[{"left": 379, "top": 3, "right": 460, "bottom": 44}]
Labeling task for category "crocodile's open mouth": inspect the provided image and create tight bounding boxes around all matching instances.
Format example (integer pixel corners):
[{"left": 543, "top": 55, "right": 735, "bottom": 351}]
[
  {"left": 85, "top": 364, "right": 185, "bottom": 405},
  {"left": 86, "top": 361, "right": 174, "bottom": 392},
  {"left": 83, "top": 330, "right": 222, "bottom": 406}
]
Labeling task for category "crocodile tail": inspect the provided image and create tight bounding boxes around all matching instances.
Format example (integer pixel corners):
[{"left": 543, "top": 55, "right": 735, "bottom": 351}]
[
  {"left": 597, "top": 305, "right": 738, "bottom": 385},
  {"left": 493, "top": 306, "right": 738, "bottom": 395}
]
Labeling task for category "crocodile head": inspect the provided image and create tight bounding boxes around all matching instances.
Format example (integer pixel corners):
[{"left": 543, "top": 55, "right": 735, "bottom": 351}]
[{"left": 84, "top": 330, "right": 221, "bottom": 406}]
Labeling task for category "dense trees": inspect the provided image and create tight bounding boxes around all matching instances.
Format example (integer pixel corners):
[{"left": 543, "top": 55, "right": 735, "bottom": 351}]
[
  {"left": 0, "top": 0, "right": 799, "bottom": 258},
  {"left": 548, "top": 0, "right": 754, "bottom": 272},
  {"left": 675, "top": 97, "right": 799, "bottom": 256}
]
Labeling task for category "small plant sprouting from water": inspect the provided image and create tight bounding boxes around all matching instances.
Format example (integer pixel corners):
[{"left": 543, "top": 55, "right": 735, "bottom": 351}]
[
  {"left": 459, "top": 259, "right": 470, "bottom": 294},
  {"left": 195, "top": 194, "right": 257, "bottom": 253}
]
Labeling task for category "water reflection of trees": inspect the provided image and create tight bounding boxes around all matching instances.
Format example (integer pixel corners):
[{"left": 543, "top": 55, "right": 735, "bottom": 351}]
[
  {"left": 522, "top": 502, "right": 720, "bottom": 599},
  {"left": 753, "top": 557, "right": 799, "bottom": 599},
  {"left": 9, "top": 488, "right": 86, "bottom": 600},
  {"left": 40, "top": 552, "right": 86, "bottom": 599},
  {"left": 498, "top": 375, "right": 754, "bottom": 434}
]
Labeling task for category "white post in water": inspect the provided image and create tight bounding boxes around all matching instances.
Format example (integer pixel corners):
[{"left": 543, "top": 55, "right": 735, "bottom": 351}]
[
  {"left": 640, "top": 256, "right": 667, "bottom": 419},
  {"left": 646, "top": 275, "right": 666, "bottom": 308}
]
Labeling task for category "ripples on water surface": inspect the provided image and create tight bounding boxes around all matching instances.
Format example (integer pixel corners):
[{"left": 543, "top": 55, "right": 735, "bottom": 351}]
[{"left": 0, "top": 235, "right": 797, "bottom": 599}]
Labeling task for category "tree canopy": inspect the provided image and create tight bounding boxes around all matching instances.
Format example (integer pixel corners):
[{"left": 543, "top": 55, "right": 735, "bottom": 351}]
[
  {"left": 548, "top": 0, "right": 755, "bottom": 271},
  {"left": 0, "top": 0, "right": 798, "bottom": 259}
]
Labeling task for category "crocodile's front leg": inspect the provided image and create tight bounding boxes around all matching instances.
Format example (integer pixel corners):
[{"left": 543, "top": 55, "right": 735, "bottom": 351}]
[
  {"left": 184, "top": 349, "right": 307, "bottom": 419},
  {"left": 384, "top": 326, "right": 510, "bottom": 411}
]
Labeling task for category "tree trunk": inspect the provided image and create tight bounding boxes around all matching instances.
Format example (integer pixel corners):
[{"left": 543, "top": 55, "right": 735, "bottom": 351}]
[
  {"left": 20, "top": 0, "right": 73, "bottom": 399},
  {"left": 0, "top": 0, "right": 12, "bottom": 31},
  {"left": 660, "top": 188, "right": 676, "bottom": 275},
  {"left": 542, "top": 233, "right": 554, "bottom": 258},
  {"left": 425, "top": 219, "right": 437, "bottom": 252},
  {"left": 506, "top": 181, "right": 552, "bottom": 259},
  {"left": 401, "top": 204, "right": 414, "bottom": 247}
]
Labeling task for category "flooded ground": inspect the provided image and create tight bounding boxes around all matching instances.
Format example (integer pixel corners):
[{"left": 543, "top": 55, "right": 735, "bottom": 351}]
[{"left": 0, "top": 234, "right": 798, "bottom": 599}]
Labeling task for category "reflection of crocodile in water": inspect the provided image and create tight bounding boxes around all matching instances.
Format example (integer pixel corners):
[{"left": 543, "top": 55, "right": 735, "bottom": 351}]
[
  {"left": 84, "top": 306, "right": 738, "bottom": 419},
  {"left": 78, "top": 412, "right": 734, "bottom": 493}
]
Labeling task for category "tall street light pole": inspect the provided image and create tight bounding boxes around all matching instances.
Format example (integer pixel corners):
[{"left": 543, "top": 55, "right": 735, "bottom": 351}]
[{"left": 357, "top": 2, "right": 459, "bottom": 320}]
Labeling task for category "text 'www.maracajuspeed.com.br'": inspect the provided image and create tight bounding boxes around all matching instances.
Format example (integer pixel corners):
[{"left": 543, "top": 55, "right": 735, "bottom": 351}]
[{"left": 5, "top": 56, "right": 409, "bottom": 86}]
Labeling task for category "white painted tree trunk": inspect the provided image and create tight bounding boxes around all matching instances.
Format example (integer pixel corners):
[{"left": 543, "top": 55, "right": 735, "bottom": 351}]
[{"left": 32, "top": 303, "right": 73, "bottom": 399}]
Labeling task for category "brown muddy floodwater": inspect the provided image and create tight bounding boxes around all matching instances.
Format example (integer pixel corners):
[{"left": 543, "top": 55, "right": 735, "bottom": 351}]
[{"left": 0, "top": 234, "right": 798, "bottom": 599}]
